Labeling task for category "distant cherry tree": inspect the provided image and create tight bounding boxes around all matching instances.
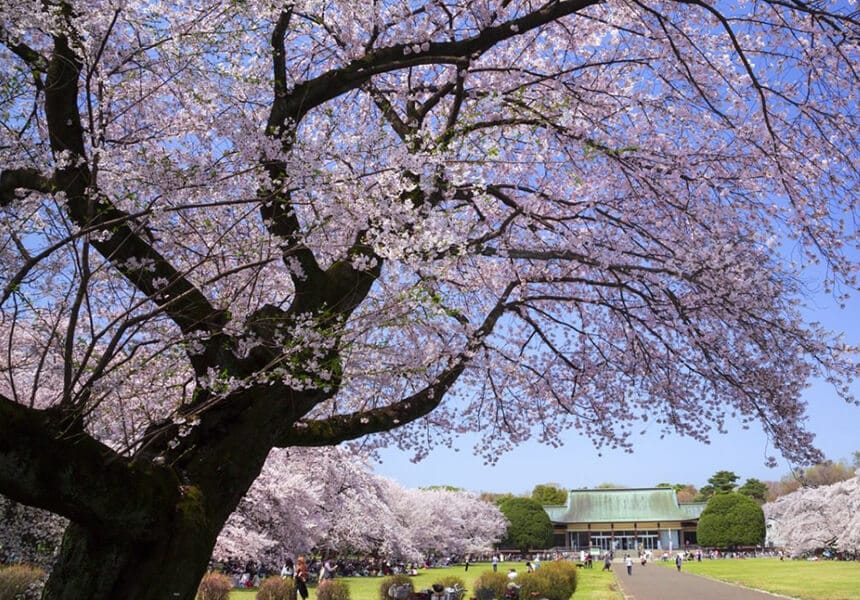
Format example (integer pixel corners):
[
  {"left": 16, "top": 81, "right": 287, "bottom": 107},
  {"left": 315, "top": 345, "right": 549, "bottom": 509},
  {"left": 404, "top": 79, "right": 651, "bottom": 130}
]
[
  {"left": 385, "top": 484, "right": 509, "bottom": 559},
  {"left": 0, "top": 496, "right": 66, "bottom": 568},
  {"left": 213, "top": 446, "right": 506, "bottom": 563},
  {"left": 213, "top": 447, "right": 402, "bottom": 563},
  {"left": 764, "top": 476, "right": 860, "bottom": 557},
  {"left": 1, "top": 1, "right": 858, "bottom": 598}
]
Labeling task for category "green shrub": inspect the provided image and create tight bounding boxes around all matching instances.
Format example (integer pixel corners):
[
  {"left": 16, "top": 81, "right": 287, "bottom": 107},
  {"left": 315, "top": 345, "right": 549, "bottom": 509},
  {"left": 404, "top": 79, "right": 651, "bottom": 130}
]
[
  {"left": 697, "top": 492, "right": 765, "bottom": 548},
  {"left": 380, "top": 575, "right": 412, "bottom": 600},
  {"left": 316, "top": 579, "right": 350, "bottom": 600},
  {"left": 472, "top": 571, "right": 507, "bottom": 600},
  {"left": 540, "top": 561, "right": 577, "bottom": 595},
  {"left": 0, "top": 564, "right": 45, "bottom": 600},
  {"left": 516, "top": 561, "right": 577, "bottom": 600},
  {"left": 197, "top": 571, "right": 233, "bottom": 600},
  {"left": 257, "top": 576, "right": 296, "bottom": 600}
]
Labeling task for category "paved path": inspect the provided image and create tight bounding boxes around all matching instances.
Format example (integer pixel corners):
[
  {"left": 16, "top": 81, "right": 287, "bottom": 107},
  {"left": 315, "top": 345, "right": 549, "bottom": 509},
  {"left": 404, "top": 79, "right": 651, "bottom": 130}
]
[{"left": 612, "top": 561, "right": 789, "bottom": 600}]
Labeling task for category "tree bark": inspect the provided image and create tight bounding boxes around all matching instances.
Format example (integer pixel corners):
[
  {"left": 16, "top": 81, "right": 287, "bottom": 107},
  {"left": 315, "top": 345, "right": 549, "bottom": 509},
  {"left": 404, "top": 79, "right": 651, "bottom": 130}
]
[
  {"left": 39, "top": 438, "right": 274, "bottom": 600},
  {"left": 43, "top": 519, "right": 215, "bottom": 600},
  {"left": 2, "top": 388, "right": 287, "bottom": 600}
]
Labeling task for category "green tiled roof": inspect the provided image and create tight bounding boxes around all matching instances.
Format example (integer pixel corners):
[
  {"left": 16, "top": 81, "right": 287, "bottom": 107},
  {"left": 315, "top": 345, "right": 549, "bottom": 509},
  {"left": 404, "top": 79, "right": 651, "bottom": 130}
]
[
  {"left": 544, "top": 488, "right": 703, "bottom": 523},
  {"left": 678, "top": 502, "right": 707, "bottom": 519}
]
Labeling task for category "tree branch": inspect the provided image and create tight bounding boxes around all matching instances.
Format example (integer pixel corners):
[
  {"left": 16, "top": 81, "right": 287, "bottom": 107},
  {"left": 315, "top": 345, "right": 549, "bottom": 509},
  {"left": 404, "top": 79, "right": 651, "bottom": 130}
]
[
  {"left": 0, "top": 393, "right": 179, "bottom": 539},
  {"left": 0, "top": 168, "right": 52, "bottom": 206},
  {"left": 273, "top": 0, "right": 601, "bottom": 127},
  {"left": 281, "top": 281, "right": 519, "bottom": 446},
  {"left": 40, "top": 32, "right": 226, "bottom": 335},
  {"left": 0, "top": 24, "right": 48, "bottom": 90}
]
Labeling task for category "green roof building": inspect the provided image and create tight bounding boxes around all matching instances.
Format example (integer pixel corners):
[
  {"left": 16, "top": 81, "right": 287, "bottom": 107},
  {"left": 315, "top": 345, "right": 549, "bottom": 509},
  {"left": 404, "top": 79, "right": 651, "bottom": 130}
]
[{"left": 543, "top": 488, "right": 706, "bottom": 553}]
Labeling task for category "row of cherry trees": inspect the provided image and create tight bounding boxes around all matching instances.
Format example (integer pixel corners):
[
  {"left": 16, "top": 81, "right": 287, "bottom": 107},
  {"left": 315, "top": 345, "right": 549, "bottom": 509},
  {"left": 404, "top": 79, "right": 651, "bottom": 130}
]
[
  {"left": 764, "top": 475, "right": 860, "bottom": 557},
  {"left": 214, "top": 447, "right": 508, "bottom": 564},
  {"left": 1, "top": 447, "right": 507, "bottom": 568}
]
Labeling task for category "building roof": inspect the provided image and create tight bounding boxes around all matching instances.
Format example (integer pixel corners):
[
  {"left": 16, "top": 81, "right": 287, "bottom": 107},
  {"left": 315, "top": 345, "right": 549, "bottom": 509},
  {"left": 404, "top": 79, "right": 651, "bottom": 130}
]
[
  {"left": 544, "top": 488, "right": 705, "bottom": 524},
  {"left": 678, "top": 502, "right": 707, "bottom": 519}
]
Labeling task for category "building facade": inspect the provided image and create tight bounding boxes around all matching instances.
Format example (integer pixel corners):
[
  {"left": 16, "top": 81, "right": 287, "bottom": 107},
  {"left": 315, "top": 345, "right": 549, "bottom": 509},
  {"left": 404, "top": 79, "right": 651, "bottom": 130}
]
[{"left": 544, "top": 488, "right": 705, "bottom": 553}]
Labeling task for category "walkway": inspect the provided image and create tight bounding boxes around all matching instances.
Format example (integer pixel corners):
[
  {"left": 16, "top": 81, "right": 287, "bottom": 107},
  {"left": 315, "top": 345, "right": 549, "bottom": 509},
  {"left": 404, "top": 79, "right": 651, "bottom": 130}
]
[{"left": 613, "top": 560, "right": 790, "bottom": 600}]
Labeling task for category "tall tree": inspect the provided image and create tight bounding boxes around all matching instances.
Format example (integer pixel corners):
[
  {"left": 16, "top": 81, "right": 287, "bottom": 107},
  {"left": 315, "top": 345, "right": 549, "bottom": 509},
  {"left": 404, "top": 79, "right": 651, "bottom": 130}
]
[
  {"left": 1, "top": 1, "right": 857, "bottom": 598},
  {"left": 696, "top": 470, "right": 740, "bottom": 501},
  {"left": 737, "top": 478, "right": 768, "bottom": 504},
  {"left": 532, "top": 484, "right": 568, "bottom": 506}
]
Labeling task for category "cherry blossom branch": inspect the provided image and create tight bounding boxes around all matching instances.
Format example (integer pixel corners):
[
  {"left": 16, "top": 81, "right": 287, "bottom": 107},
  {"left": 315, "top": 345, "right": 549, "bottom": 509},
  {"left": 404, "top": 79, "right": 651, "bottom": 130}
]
[
  {"left": 39, "top": 28, "right": 227, "bottom": 336},
  {"left": 281, "top": 281, "right": 519, "bottom": 447},
  {"left": 273, "top": 0, "right": 601, "bottom": 127}
]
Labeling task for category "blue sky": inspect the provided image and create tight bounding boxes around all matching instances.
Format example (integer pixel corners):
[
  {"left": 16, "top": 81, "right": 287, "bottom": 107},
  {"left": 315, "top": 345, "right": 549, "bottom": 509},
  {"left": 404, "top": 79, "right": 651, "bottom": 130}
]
[{"left": 373, "top": 292, "right": 860, "bottom": 494}]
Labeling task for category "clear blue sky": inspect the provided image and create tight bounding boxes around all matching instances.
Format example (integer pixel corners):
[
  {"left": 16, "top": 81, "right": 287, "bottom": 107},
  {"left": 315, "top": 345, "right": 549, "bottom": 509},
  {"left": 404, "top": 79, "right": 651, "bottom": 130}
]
[{"left": 373, "top": 292, "right": 860, "bottom": 494}]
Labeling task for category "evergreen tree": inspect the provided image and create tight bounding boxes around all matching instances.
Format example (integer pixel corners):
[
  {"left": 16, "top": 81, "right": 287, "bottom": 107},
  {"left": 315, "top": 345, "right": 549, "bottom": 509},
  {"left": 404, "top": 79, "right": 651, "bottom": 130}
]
[
  {"left": 497, "top": 497, "right": 554, "bottom": 552},
  {"left": 697, "top": 492, "right": 765, "bottom": 549}
]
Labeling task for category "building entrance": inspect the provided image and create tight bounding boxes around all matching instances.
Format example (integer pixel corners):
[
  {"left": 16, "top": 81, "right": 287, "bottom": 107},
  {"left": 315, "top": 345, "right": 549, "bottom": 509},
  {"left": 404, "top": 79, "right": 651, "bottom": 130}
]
[{"left": 581, "top": 531, "right": 661, "bottom": 551}]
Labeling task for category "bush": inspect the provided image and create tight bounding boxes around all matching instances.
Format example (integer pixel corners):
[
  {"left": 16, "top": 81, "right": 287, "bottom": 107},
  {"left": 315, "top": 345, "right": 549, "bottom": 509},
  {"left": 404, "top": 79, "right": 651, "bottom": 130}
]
[
  {"left": 380, "top": 574, "right": 412, "bottom": 600},
  {"left": 316, "top": 579, "right": 350, "bottom": 600},
  {"left": 435, "top": 576, "right": 466, "bottom": 600},
  {"left": 257, "top": 576, "right": 296, "bottom": 600},
  {"left": 197, "top": 571, "right": 233, "bottom": 600},
  {"left": 436, "top": 575, "right": 465, "bottom": 591},
  {"left": 517, "top": 562, "right": 577, "bottom": 600},
  {"left": 0, "top": 564, "right": 46, "bottom": 600},
  {"left": 472, "top": 571, "right": 507, "bottom": 600},
  {"left": 697, "top": 492, "right": 765, "bottom": 548}
]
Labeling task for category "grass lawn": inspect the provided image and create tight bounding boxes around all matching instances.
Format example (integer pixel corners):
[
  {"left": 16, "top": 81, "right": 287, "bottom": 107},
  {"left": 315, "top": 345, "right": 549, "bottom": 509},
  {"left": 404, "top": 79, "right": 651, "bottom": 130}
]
[
  {"left": 655, "top": 557, "right": 860, "bottom": 600},
  {"left": 228, "top": 561, "right": 621, "bottom": 600}
]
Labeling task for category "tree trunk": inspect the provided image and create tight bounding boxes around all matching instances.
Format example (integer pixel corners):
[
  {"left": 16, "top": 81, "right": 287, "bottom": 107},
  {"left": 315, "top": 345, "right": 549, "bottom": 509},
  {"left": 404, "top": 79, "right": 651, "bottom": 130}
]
[
  {"left": 39, "top": 456, "right": 266, "bottom": 600},
  {"left": 35, "top": 398, "right": 282, "bottom": 599},
  {"left": 43, "top": 516, "right": 217, "bottom": 600}
]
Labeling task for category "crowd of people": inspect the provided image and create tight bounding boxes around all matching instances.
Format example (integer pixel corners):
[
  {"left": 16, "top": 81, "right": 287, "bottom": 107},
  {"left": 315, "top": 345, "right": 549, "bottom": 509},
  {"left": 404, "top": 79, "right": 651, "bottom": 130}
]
[
  {"left": 210, "top": 546, "right": 812, "bottom": 590},
  {"left": 210, "top": 554, "right": 481, "bottom": 589}
]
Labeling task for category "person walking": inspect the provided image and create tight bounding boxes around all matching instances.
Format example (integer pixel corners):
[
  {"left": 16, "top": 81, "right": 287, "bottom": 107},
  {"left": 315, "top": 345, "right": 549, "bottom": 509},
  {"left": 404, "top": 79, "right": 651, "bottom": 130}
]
[
  {"left": 625, "top": 555, "right": 633, "bottom": 575},
  {"left": 295, "top": 556, "right": 309, "bottom": 600},
  {"left": 492, "top": 554, "right": 499, "bottom": 572},
  {"left": 675, "top": 553, "right": 682, "bottom": 572}
]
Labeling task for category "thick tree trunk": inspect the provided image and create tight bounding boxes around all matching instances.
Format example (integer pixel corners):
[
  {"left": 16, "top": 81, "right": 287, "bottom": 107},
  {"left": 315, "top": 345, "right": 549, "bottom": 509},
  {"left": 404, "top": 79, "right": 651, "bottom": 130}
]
[
  {"left": 43, "top": 517, "right": 217, "bottom": 600},
  {"left": 32, "top": 394, "right": 284, "bottom": 600}
]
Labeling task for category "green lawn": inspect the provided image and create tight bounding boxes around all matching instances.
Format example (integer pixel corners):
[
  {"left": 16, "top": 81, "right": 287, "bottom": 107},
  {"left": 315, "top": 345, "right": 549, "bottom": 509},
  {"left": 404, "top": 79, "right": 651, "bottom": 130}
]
[
  {"left": 656, "top": 557, "right": 860, "bottom": 600},
  {"left": 228, "top": 561, "right": 621, "bottom": 600}
]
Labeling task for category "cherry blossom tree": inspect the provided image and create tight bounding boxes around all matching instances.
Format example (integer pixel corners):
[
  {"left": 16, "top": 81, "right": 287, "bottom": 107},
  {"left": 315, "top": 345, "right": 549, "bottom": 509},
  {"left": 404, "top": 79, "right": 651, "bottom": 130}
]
[
  {"left": 382, "top": 483, "right": 509, "bottom": 559},
  {"left": 0, "top": 496, "right": 66, "bottom": 568},
  {"left": 214, "top": 447, "right": 506, "bottom": 564},
  {"left": 764, "top": 475, "right": 860, "bottom": 557},
  {"left": 215, "top": 446, "right": 407, "bottom": 563},
  {"left": 1, "top": 1, "right": 858, "bottom": 598}
]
